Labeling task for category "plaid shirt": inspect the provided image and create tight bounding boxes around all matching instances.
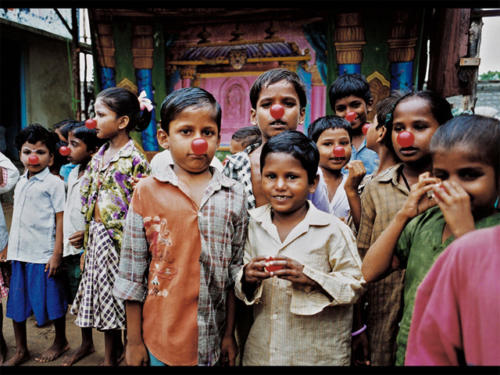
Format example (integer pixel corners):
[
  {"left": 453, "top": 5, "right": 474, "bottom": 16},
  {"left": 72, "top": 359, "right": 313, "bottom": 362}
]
[
  {"left": 222, "top": 142, "right": 260, "bottom": 210},
  {"left": 113, "top": 163, "right": 248, "bottom": 366}
]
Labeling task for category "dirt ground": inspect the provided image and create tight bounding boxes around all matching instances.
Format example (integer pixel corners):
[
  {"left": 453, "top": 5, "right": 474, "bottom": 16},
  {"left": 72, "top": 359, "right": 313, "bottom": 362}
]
[{"left": 1, "top": 201, "right": 111, "bottom": 367}]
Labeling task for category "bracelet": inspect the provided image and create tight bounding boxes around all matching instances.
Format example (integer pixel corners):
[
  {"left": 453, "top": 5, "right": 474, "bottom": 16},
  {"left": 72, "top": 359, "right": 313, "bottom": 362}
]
[{"left": 351, "top": 324, "right": 367, "bottom": 337}]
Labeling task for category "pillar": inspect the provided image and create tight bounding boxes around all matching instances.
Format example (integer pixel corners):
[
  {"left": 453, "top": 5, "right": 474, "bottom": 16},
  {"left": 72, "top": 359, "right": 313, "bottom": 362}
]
[
  {"left": 96, "top": 23, "right": 116, "bottom": 89},
  {"left": 387, "top": 10, "right": 418, "bottom": 91},
  {"left": 180, "top": 66, "right": 196, "bottom": 88},
  {"left": 334, "top": 12, "right": 366, "bottom": 75},
  {"left": 132, "top": 24, "right": 158, "bottom": 151}
]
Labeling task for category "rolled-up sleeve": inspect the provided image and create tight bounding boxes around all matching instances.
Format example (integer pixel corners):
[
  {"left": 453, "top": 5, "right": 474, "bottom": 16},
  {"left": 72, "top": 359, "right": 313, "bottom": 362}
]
[
  {"left": 292, "top": 222, "right": 365, "bottom": 315},
  {"left": 113, "top": 205, "right": 149, "bottom": 301}
]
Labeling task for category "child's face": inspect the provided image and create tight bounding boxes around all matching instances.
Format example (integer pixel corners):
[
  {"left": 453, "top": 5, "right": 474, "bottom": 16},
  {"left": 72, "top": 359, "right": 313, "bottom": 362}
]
[
  {"left": 432, "top": 146, "right": 498, "bottom": 219},
  {"left": 230, "top": 139, "right": 245, "bottom": 154},
  {"left": 391, "top": 97, "right": 440, "bottom": 164},
  {"left": 94, "top": 98, "right": 127, "bottom": 139},
  {"left": 366, "top": 116, "right": 379, "bottom": 151},
  {"left": 157, "top": 105, "right": 220, "bottom": 174},
  {"left": 251, "top": 80, "right": 305, "bottom": 141},
  {"left": 333, "top": 95, "right": 371, "bottom": 130},
  {"left": 261, "top": 152, "right": 317, "bottom": 215},
  {"left": 20, "top": 141, "right": 53, "bottom": 176},
  {"left": 317, "top": 128, "right": 352, "bottom": 172},
  {"left": 67, "top": 132, "right": 91, "bottom": 165}
]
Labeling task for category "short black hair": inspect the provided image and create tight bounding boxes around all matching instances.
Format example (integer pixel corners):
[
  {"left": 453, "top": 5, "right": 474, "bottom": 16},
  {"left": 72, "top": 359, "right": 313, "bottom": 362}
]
[
  {"left": 307, "top": 115, "right": 352, "bottom": 143},
  {"left": 160, "top": 87, "right": 221, "bottom": 134},
  {"left": 250, "top": 68, "right": 307, "bottom": 109},
  {"left": 70, "top": 123, "right": 106, "bottom": 153},
  {"left": 374, "top": 91, "right": 405, "bottom": 155},
  {"left": 430, "top": 114, "right": 500, "bottom": 177},
  {"left": 328, "top": 73, "right": 373, "bottom": 109},
  {"left": 15, "top": 123, "right": 57, "bottom": 155},
  {"left": 260, "top": 130, "right": 319, "bottom": 184},
  {"left": 231, "top": 126, "right": 262, "bottom": 148}
]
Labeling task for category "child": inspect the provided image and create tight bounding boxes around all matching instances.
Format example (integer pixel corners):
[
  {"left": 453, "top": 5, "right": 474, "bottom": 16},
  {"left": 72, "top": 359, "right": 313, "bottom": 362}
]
[
  {"left": 52, "top": 119, "right": 80, "bottom": 180},
  {"left": 60, "top": 124, "right": 104, "bottom": 366},
  {"left": 364, "top": 91, "right": 403, "bottom": 177},
  {"left": 308, "top": 115, "right": 366, "bottom": 225},
  {"left": 406, "top": 225, "right": 500, "bottom": 366},
  {"left": 235, "top": 130, "right": 365, "bottom": 365},
  {"left": 362, "top": 114, "right": 500, "bottom": 365},
  {"left": 223, "top": 68, "right": 330, "bottom": 213},
  {"left": 5, "top": 124, "right": 68, "bottom": 366},
  {"left": 329, "top": 73, "right": 379, "bottom": 175},
  {"left": 70, "top": 87, "right": 151, "bottom": 366},
  {"left": 113, "top": 87, "right": 248, "bottom": 366},
  {"left": 356, "top": 90, "right": 453, "bottom": 366},
  {"left": 0, "top": 151, "right": 20, "bottom": 364},
  {"left": 229, "top": 126, "right": 261, "bottom": 154}
]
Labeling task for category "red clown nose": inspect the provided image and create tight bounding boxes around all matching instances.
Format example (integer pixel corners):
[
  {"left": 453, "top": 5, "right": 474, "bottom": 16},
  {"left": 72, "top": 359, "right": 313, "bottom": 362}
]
[
  {"left": 85, "top": 119, "right": 97, "bottom": 129},
  {"left": 397, "top": 131, "right": 415, "bottom": 148},
  {"left": 345, "top": 111, "right": 357, "bottom": 123},
  {"left": 59, "top": 146, "right": 70, "bottom": 156},
  {"left": 270, "top": 104, "right": 284, "bottom": 119},
  {"left": 362, "top": 123, "right": 371, "bottom": 135},
  {"left": 192, "top": 138, "right": 208, "bottom": 155},
  {"left": 264, "top": 256, "right": 284, "bottom": 272},
  {"left": 333, "top": 146, "right": 345, "bottom": 158},
  {"left": 28, "top": 155, "right": 39, "bottom": 165}
]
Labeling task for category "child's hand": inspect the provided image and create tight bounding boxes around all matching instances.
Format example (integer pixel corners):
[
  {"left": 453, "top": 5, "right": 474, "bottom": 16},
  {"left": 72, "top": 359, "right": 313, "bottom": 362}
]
[
  {"left": 244, "top": 256, "right": 273, "bottom": 284},
  {"left": 125, "top": 341, "right": 149, "bottom": 366},
  {"left": 351, "top": 331, "right": 371, "bottom": 366},
  {"left": 80, "top": 253, "right": 85, "bottom": 272},
  {"left": 345, "top": 160, "right": 366, "bottom": 193},
  {"left": 432, "top": 180, "right": 475, "bottom": 238},
  {"left": 0, "top": 245, "right": 7, "bottom": 262},
  {"left": 272, "top": 257, "right": 317, "bottom": 289},
  {"left": 399, "top": 172, "right": 439, "bottom": 220},
  {"left": 220, "top": 333, "right": 237, "bottom": 366},
  {"left": 69, "top": 231, "right": 84, "bottom": 249},
  {"left": 46, "top": 252, "right": 62, "bottom": 277}
]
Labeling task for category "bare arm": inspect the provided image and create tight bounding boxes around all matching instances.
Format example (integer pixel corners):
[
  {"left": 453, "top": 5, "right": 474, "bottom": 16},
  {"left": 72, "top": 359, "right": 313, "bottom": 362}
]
[
  {"left": 125, "top": 301, "right": 149, "bottom": 366},
  {"left": 362, "top": 173, "right": 439, "bottom": 282},
  {"left": 46, "top": 211, "right": 64, "bottom": 277},
  {"left": 344, "top": 161, "right": 366, "bottom": 230},
  {"left": 221, "top": 290, "right": 237, "bottom": 366}
]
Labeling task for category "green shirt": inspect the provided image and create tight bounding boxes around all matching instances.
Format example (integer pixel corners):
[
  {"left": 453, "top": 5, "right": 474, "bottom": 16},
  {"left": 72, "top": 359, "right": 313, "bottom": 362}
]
[{"left": 394, "top": 206, "right": 500, "bottom": 365}]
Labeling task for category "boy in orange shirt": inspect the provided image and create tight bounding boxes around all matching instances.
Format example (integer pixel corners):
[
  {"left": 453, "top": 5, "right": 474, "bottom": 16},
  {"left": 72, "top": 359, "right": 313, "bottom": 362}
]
[{"left": 113, "top": 87, "right": 248, "bottom": 366}]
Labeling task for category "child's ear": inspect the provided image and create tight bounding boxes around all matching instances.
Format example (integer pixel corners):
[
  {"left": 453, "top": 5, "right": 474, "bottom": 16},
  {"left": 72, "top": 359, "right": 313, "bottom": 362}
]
[
  {"left": 308, "top": 174, "right": 319, "bottom": 194},
  {"left": 118, "top": 115, "right": 130, "bottom": 130},
  {"left": 157, "top": 128, "right": 169, "bottom": 149},
  {"left": 376, "top": 126, "right": 387, "bottom": 144},
  {"left": 250, "top": 108, "right": 257, "bottom": 126},
  {"left": 299, "top": 107, "right": 306, "bottom": 125},
  {"left": 48, "top": 154, "right": 54, "bottom": 167}
]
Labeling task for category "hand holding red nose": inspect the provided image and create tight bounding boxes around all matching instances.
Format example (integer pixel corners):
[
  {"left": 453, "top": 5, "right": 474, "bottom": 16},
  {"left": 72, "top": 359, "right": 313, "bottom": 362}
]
[
  {"left": 345, "top": 111, "right": 356, "bottom": 123},
  {"left": 397, "top": 131, "right": 414, "bottom": 148},
  {"left": 59, "top": 146, "right": 70, "bottom": 156},
  {"left": 28, "top": 155, "right": 39, "bottom": 165},
  {"left": 85, "top": 119, "right": 97, "bottom": 129},
  {"left": 192, "top": 138, "right": 208, "bottom": 155},
  {"left": 270, "top": 104, "right": 284, "bottom": 119},
  {"left": 333, "top": 146, "right": 345, "bottom": 157}
]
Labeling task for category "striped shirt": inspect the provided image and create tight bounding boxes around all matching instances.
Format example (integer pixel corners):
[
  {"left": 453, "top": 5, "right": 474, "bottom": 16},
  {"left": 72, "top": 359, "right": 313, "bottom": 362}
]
[{"left": 113, "top": 163, "right": 248, "bottom": 366}]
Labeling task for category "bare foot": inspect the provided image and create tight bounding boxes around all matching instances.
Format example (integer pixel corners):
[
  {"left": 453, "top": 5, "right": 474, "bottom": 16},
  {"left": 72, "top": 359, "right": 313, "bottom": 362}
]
[
  {"left": 3, "top": 350, "right": 30, "bottom": 366},
  {"left": 34, "top": 343, "right": 70, "bottom": 363},
  {"left": 62, "top": 344, "right": 95, "bottom": 366}
]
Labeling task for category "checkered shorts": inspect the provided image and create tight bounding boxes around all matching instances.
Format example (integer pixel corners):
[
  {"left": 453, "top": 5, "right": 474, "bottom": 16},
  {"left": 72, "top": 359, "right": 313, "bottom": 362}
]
[{"left": 70, "top": 220, "right": 125, "bottom": 330}]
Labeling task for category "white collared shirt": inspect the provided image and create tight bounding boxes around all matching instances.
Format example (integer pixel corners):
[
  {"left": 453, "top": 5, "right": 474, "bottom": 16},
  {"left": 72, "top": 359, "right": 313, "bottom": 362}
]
[
  {"left": 63, "top": 166, "right": 85, "bottom": 257},
  {"left": 235, "top": 202, "right": 365, "bottom": 365},
  {"left": 7, "top": 167, "right": 66, "bottom": 264}
]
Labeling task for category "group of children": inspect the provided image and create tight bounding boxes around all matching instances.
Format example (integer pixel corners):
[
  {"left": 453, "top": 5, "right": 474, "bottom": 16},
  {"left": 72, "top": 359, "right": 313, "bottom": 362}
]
[{"left": 0, "top": 67, "right": 499, "bottom": 366}]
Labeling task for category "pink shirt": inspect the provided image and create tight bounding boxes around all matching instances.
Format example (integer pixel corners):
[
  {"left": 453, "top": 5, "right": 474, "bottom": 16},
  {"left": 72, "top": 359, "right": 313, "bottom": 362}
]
[{"left": 405, "top": 225, "right": 500, "bottom": 366}]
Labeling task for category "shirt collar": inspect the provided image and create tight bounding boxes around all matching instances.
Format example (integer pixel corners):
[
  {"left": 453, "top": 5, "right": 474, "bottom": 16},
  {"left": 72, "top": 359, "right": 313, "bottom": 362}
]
[
  {"left": 377, "top": 163, "right": 404, "bottom": 184},
  {"left": 95, "top": 139, "right": 136, "bottom": 166},
  {"left": 22, "top": 166, "right": 51, "bottom": 182},
  {"left": 152, "top": 162, "right": 235, "bottom": 189}
]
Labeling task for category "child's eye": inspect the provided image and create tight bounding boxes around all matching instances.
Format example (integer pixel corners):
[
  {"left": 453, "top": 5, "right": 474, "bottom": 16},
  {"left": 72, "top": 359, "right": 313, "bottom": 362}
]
[
  {"left": 180, "top": 129, "right": 192, "bottom": 135},
  {"left": 350, "top": 101, "right": 362, "bottom": 108},
  {"left": 265, "top": 173, "right": 276, "bottom": 179},
  {"left": 335, "top": 105, "right": 346, "bottom": 113},
  {"left": 284, "top": 100, "right": 296, "bottom": 107},
  {"left": 322, "top": 142, "right": 332, "bottom": 147},
  {"left": 260, "top": 102, "right": 271, "bottom": 108},
  {"left": 432, "top": 171, "right": 448, "bottom": 180},
  {"left": 202, "top": 129, "right": 215, "bottom": 136},
  {"left": 287, "top": 174, "right": 298, "bottom": 180},
  {"left": 393, "top": 125, "right": 404, "bottom": 132},
  {"left": 340, "top": 141, "right": 350, "bottom": 146},
  {"left": 22, "top": 150, "right": 31, "bottom": 155},
  {"left": 459, "top": 169, "right": 483, "bottom": 181}
]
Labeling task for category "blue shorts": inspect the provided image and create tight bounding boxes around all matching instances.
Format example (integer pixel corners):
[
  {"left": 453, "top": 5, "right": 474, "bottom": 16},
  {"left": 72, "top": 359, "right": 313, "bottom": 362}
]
[{"left": 6, "top": 261, "right": 67, "bottom": 326}]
